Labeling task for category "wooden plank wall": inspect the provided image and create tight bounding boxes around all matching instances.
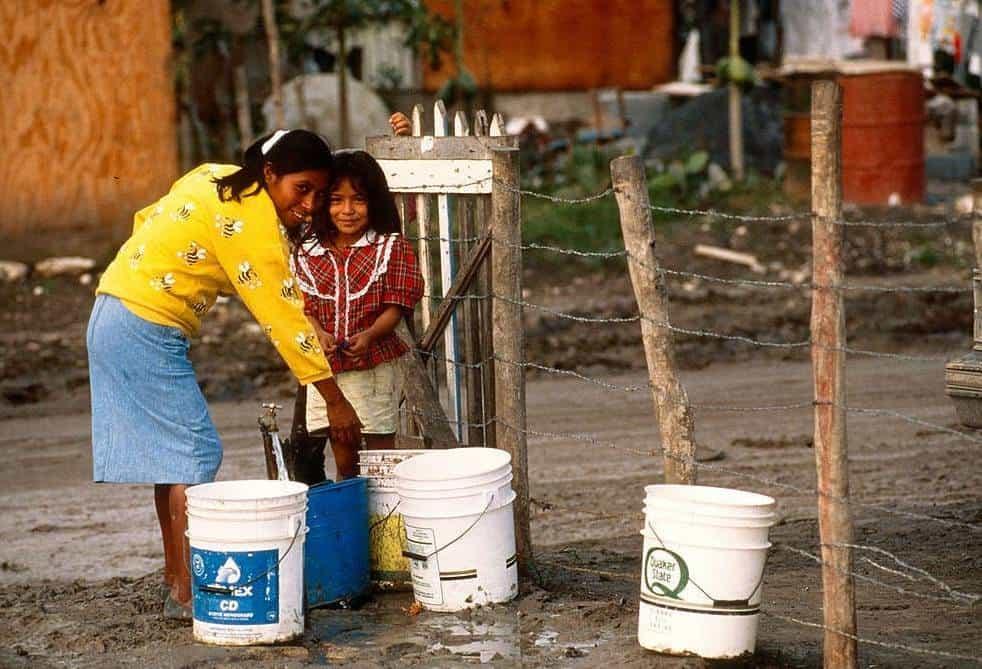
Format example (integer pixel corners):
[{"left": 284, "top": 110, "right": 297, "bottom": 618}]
[
  {"left": 423, "top": 0, "right": 674, "bottom": 91},
  {"left": 0, "top": 0, "right": 178, "bottom": 235}
]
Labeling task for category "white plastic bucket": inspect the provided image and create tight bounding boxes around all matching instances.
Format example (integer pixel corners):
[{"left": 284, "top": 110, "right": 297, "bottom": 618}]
[
  {"left": 637, "top": 485, "right": 777, "bottom": 659},
  {"left": 358, "top": 449, "right": 427, "bottom": 589},
  {"left": 186, "top": 480, "right": 308, "bottom": 645},
  {"left": 394, "top": 448, "right": 519, "bottom": 612}
]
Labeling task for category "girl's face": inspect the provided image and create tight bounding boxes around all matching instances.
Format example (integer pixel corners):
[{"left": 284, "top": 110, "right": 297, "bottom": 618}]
[
  {"left": 329, "top": 179, "right": 370, "bottom": 243},
  {"left": 264, "top": 165, "right": 330, "bottom": 229}
]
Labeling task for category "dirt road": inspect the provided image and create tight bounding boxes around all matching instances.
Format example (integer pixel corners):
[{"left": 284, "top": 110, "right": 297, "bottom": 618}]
[{"left": 1, "top": 355, "right": 979, "bottom": 667}]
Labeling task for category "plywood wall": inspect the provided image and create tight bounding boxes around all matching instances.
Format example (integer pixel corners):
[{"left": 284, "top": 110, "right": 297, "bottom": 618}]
[
  {"left": 0, "top": 0, "right": 178, "bottom": 235},
  {"left": 423, "top": 0, "right": 675, "bottom": 92}
]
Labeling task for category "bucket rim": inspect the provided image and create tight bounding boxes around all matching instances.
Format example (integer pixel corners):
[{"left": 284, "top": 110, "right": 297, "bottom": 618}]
[
  {"left": 392, "top": 447, "right": 511, "bottom": 483},
  {"left": 399, "top": 489, "right": 517, "bottom": 519},
  {"left": 358, "top": 449, "right": 429, "bottom": 459},
  {"left": 307, "top": 477, "right": 366, "bottom": 497},
  {"left": 186, "top": 479, "right": 309, "bottom": 503},
  {"left": 640, "top": 529, "right": 772, "bottom": 551},
  {"left": 644, "top": 484, "right": 776, "bottom": 508},
  {"left": 644, "top": 506, "right": 778, "bottom": 525}
]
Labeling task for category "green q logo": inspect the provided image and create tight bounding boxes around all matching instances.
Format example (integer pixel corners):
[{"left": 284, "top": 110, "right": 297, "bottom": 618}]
[{"left": 644, "top": 548, "right": 689, "bottom": 599}]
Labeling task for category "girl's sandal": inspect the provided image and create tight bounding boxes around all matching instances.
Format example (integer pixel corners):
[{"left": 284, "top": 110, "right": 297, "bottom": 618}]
[{"left": 163, "top": 593, "right": 193, "bottom": 622}]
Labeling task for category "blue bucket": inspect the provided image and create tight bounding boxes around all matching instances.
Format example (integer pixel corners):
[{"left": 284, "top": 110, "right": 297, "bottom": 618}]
[{"left": 304, "top": 477, "right": 370, "bottom": 608}]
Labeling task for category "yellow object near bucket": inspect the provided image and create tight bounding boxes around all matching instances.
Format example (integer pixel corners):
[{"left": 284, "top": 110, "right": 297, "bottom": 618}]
[{"left": 358, "top": 449, "right": 427, "bottom": 590}]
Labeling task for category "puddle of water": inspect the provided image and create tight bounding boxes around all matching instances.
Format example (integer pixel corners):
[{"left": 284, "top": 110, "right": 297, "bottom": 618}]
[
  {"left": 422, "top": 613, "right": 521, "bottom": 663},
  {"left": 308, "top": 601, "right": 523, "bottom": 664}
]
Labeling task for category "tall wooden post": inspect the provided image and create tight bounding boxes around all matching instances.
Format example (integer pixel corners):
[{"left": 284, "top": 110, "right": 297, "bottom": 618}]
[
  {"left": 971, "top": 178, "right": 982, "bottom": 270},
  {"left": 611, "top": 156, "right": 697, "bottom": 484},
  {"left": 810, "top": 80, "right": 858, "bottom": 669},
  {"left": 490, "top": 147, "right": 532, "bottom": 573}
]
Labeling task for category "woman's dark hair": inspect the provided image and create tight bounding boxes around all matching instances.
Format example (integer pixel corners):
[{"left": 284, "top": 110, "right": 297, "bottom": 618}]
[
  {"left": 214, "top": 129, "right": 333, "bottom": 203},
  {"left": 313, "top": 149, "right": 401, "bottom": 243}
]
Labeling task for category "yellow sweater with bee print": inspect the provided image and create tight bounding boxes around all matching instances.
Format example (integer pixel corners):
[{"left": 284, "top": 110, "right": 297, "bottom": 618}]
[{"left": 96, "top": 163, "right": 332, "bottom": 384}]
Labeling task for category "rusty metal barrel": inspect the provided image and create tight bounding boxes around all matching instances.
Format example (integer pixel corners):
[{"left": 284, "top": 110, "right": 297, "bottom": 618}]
[
  {"left": 839, "top": 65, "right": 925, "bottom": 205},
  {"left": 781, "top": 61, "right": 925, "bottom": 205}
]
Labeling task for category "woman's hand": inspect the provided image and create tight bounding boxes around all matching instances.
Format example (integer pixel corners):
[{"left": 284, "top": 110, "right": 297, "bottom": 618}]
[
  {"left": 342, "top": 329, "right": 375, "bottom": 359},
  {"left": 312, "top": 377, "right": 362, "bottom": 470},
  {"left": 389, "top": 112, "right": 412, "bottom": 137}
]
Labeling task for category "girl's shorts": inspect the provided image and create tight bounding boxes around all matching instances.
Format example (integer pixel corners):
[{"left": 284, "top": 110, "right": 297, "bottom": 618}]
[
  {"left": 306, "top": 359, "right": 400, "bottom": 435},
  {"left": 87, "top": 294, "right": 222, "bottom": 484}
]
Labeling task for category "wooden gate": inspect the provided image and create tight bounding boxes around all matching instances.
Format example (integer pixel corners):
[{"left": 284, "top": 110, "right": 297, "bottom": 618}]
[{"left": 366, "top": 102, "right": 532, "bottom": 568}]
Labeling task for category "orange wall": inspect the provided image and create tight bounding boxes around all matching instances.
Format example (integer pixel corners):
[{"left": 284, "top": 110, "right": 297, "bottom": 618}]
[
  {"left": 0, "top": 0, "right": 178, "bottom": 234},
  {"left": 423, "top": 0, "right": 675, "bottom": 92}
]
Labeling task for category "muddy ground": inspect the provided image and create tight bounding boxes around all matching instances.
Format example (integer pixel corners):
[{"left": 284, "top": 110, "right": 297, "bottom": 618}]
[{"left": 1, "top": 212, "right": 981, "bottom": 668}]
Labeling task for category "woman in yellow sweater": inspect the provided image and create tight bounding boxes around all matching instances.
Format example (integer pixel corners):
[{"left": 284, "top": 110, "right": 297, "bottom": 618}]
[{"left": 88, "top": 129, "right": 362, "bottom": 619}]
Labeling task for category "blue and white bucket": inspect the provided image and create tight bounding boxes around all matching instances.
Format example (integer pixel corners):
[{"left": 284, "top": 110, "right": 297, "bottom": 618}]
[
  {"left": 638, "top": 485, "right": 777, "bottom": 659},
  {"left": 186, "top": 480, "right": 308, "bottom": 645}
]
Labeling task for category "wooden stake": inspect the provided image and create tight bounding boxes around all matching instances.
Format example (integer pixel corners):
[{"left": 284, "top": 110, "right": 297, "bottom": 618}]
[
  {"left": 611, "top": 156, "right": 697, "bottom": 484},
  {"left": 810, "top": 80, "right": 858, "bottom": 669},
  {"left": 455, "top": 110, "right": 484, "bottom": 446},
  {"left": 481, "top": 111, "right": 498, "bottom": 450},
  {"left": 394, "top": 321, "right": 460, "bottom": 449},
  {"left": 490, "top": 147, "right": 532, "bottom": 573},
  {"left": 971, "top": 178, "right": 982, "bottom": 269},
  {"left": 412, "top": 105, "right": 437, "bottom": 331}
]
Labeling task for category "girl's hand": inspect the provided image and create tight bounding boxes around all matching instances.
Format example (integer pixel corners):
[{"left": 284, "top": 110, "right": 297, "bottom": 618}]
[
  {"left": 342, "top": 330, "right": 375, "bottom": 359},
  {"left": 389, "top": 112, "right": 412, "bottom": 137},
  {"left": 315, "top": 330, "right": 337, "bottom": 356}
]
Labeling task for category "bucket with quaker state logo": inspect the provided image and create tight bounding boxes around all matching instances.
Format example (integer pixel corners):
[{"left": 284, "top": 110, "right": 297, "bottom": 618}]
[
  {"left": 637, "top": 485, "right": 777, "bottom": 659},
  {"left": 185, "top": 480, "right": 308, "bottom": 645}
]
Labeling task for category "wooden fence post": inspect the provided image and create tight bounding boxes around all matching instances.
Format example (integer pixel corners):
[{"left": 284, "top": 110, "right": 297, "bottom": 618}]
[
  {"left": 810, "top": 80, "right": 858, "bottom": 669},
  {"left": 490, "top": 146, "right": 532, "bottom": 574},
  {"left": 971, "top": 178, "right": 982, "bottom": 270},
  {"left": 611, "top": 156, "right": 697, "bottom": 484}
]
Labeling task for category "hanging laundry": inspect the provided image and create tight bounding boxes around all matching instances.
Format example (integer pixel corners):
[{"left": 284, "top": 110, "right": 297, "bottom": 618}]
[{"left": 850, "top": 0, "right": 901, "bottom": 38}]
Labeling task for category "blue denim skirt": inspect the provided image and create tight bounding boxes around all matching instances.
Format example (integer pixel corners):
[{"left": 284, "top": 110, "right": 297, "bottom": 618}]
[{"left": 87, "top": 294, "right": 222, "bottom": 484}]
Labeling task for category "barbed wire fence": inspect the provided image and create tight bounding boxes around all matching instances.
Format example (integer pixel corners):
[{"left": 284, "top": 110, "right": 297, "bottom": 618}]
[
  {"left": 376, "top": 88, "right": 980, "bottom": 667},
  {"left": 372, "top": 90, "right": 982, "bottom": 666}
]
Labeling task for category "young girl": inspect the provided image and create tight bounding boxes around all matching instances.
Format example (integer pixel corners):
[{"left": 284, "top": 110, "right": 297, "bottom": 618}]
[{"left": 292, "top": 149, "right": 424, "bottom": 477}]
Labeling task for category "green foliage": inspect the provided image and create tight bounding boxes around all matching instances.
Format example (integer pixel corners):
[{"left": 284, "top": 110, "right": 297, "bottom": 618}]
[
  {"left": 716, "top": 56, "right": 757, "bottom": 90},
  {"left": 521, "top": 148, "right": 791, "bottom": 272},
  {"left": 436, "top": 69, "right": 477, "bottom": 105},
  {"left": 906, "top": 243, "right": 941, "bottom": 268}
]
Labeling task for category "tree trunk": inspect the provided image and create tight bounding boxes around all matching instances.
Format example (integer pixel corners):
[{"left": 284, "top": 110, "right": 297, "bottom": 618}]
[
  {"left": 729, "top": 0, "right": 744, "bottom": 180},
  {"left": 337, "top": 26, "right": 349, "bottom": 148},
  {"left": 261, "top": 0, "right": 284, "bottom": 128}
]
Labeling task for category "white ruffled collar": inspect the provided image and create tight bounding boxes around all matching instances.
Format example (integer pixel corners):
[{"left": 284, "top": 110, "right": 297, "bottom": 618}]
[{"left": 301, "top": 229, "right": 392, "bottom": 256}]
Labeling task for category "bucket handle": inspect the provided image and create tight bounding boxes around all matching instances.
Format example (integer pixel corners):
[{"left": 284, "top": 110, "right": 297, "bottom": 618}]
[
  {"left": 645, "top": 521, "right": 766, "bottom": 609},
  {"left": 369, "top": 500, "right": 400, "bottom": 534},
  {"left": 197, "top": 516, "right": 304, "bottom": 597},
  {"left": 401, "top": 493, "right": 495, "bottom": 564}
]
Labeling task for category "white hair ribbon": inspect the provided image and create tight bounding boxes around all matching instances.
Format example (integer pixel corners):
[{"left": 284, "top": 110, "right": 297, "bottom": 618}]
[{"left": 261, "top": 129, "right": 290, "bottom": 155}]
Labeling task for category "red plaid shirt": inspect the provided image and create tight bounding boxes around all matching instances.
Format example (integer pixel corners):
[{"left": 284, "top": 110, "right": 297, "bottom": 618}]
[{"left": 292, "top": 230, "right": 424, "bottom": 372}]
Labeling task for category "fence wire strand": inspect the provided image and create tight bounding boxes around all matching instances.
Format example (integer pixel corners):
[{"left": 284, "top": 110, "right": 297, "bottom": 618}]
[{"left": 389, "top": 175, "right": 979, "bottom": 664}]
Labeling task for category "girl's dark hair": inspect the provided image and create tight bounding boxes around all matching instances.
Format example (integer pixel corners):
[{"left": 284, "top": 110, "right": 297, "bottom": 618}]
[
  {"left": 313, "top": 149, "right": 401, "bottom": 243},
  {"left": 214, "top": 129, "right": 333, "bottom": 203}
]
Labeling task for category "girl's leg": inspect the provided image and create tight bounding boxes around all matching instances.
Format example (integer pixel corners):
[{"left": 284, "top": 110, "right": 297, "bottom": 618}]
[
  {"left": 156, "top": 484, "right": 191, "bottom": 606},
  {"left": 154, "top": 485, "right": 175, "bottom": 588},
  {"left": 363, "top": 434, "right": 395, "bottom": 450}
]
